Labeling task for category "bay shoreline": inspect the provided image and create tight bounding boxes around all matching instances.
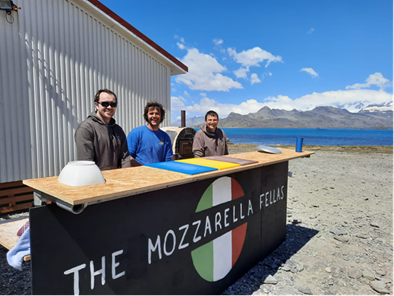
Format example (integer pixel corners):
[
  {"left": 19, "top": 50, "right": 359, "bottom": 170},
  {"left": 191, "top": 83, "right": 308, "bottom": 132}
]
[{"left": 228, "top": 144, "right": 393, "bottom": 154}]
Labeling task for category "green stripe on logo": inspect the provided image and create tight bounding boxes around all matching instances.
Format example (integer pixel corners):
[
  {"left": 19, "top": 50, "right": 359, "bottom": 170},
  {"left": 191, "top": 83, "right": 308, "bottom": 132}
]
[
  {"left": 191, "top": 240, "right": 214, "bottom": 282},
  {"left": 196, "top": 184, "right": 213, "bottom": 212}
]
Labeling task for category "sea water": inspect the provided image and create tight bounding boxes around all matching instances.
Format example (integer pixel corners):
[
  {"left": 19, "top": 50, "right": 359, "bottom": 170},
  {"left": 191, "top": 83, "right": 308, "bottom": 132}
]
[{"left": 219, "top": 128, "right": 393, "bottom": 146}]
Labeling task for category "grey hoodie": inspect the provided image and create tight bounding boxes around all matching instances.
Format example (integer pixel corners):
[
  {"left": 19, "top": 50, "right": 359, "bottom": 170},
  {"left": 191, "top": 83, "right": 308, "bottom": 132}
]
[
  {"left": 192, "top": 124, "right": 228, "bottom": 158},
  {"left": 75, "top": 112, "right": 131, "bottom": 170}
]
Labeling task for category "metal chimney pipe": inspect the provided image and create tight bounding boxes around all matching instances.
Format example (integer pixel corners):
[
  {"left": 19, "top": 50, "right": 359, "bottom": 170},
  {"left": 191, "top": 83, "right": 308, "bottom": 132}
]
[{"left": 181, "top": 110, "right": 186, "bottom": 127}]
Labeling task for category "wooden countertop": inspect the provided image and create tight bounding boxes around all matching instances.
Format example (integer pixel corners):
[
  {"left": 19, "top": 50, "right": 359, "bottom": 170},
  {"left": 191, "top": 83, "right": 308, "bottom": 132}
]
[
  {"left": 23, "top": 149, "right": 314, "bottom": 206},
  {"left": 0, "top": 218, "right": 29, "bottom": 250}
]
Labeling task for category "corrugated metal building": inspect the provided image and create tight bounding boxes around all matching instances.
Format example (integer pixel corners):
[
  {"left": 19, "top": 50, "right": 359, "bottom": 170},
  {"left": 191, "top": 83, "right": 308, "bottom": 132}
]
[{"left": 0, "top": 0, "right": 188, "bottom": 184}]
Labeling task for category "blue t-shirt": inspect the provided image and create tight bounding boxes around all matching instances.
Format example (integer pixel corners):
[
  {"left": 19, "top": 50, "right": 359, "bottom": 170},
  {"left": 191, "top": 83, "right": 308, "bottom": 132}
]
[{"left": 127, "top": 125, "right": 173, "bottom": 165}]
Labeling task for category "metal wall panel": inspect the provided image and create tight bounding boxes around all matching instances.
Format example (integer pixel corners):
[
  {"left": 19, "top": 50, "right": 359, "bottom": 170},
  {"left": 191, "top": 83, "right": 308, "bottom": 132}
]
[{"left": 0, "top": 0, "right": 174, "bottom": 183}]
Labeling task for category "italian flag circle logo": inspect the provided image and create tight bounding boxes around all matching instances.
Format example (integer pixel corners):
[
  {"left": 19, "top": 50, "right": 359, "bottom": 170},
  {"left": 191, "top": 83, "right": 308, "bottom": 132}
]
[{"left": 191, "top": 176, "right": 247, "bottom": 282}]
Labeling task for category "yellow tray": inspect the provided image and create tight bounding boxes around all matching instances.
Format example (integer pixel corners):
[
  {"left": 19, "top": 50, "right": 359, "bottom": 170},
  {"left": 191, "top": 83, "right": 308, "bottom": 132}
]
[{"left": 176, "top": 158, "right": 241, "bottom": 170}]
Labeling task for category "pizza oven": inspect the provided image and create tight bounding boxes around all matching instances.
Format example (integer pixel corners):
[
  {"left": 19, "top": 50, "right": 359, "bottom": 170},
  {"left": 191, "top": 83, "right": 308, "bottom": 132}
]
[{"left": 161, "top": 126, "right": 196, "bottom": 160}]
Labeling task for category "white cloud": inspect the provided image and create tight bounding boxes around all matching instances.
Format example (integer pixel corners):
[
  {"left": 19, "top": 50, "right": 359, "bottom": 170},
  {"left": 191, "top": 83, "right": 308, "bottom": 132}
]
[
  {"left": 259, "top": 74, "right": 392, "bottom": 112},
  {"left": 250, "top": 73, "right": 261, "bottom": 85},
  {"left": 346, "top": 72, "right": 391, "bottom": 90},
  {"left": 184, "top": 91, "right": 190, "bottom": 97},
  {"left": 175, "top": 48, "right": 243, "bottom": 91},
  {"left": 262, "top": 89, "right": 392, "bottom": 112},
  {"left": 172, "top": 97, "right": 266, "bottom": 119},
  {"left": 172, "top": 89, "right": 392, "bottom": 119},
  {"left": 228, "top": 47, "right": 283, "bottom": 68},
  {"left": 260, "top": 72, "right": 272, "bottom": 81},
  {"left": 307, "top": 28, "right": 315, "bottom": 34},
  {"left": 233, "top": 67, "right": 249, "bottom": 79},
  {"left": 174, "top": 35, "right": 185, "bottom": 43},
  {"left": 176, "top": 42, "right": 186, "bottom": 50},
  {"left": 171, "top": 96, "right": 187, "bottom": 110},
  {"left": 300, "top": 68, "right": 318, "bottom": 78},
  {"left": 213, "top": 38, "right": 223, "bottom": 45}
]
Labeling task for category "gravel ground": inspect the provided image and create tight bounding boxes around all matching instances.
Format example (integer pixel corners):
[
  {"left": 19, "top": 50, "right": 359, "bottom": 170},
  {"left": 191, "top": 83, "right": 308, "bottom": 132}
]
[
  {"left": 1, "top": 150, "right": 392, "bottom": 295},
  {"left": 224, "top": 150, "right": 393, "bottom": 295}
]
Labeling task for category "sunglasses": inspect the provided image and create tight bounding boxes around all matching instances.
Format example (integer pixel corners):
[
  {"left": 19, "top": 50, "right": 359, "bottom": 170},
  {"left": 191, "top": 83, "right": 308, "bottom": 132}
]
[{"left": 98, "top": 101, "right": 117, "bottom": 108}]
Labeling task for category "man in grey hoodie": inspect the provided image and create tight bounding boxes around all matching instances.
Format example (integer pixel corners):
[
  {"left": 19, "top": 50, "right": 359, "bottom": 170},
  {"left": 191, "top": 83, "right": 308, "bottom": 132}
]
[
  {"left": 74, "top": 89, "right": 131, "bottom": 170},
  {"left": 193, "top": 110, "right": 228, "bottom": 158}
]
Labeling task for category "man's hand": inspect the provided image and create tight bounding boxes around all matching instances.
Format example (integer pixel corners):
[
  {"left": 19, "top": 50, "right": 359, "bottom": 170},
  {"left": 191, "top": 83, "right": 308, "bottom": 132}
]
[{"left": 130, "top": 157, "right": 142, "bottom": 167}]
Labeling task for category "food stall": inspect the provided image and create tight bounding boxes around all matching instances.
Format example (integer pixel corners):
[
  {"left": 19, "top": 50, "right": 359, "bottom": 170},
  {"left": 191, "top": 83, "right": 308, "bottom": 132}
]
[{"left": 23, "top": 149, "right": 313, "bottom": 295}]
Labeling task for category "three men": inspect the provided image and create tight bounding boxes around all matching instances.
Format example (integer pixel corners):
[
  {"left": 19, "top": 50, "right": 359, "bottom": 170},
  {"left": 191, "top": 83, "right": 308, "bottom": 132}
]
[
  {"left": 75, "top": 91, "right": 223, "bottom": 168},
  {"left": 127, "top": 101, "right": 173, "bottom": 166},
  {"left": 193, "top": 110, "right": 228, "bottom": 158},
  {"left": 75, "top": 89, "right": 131, "bottom": 170}
]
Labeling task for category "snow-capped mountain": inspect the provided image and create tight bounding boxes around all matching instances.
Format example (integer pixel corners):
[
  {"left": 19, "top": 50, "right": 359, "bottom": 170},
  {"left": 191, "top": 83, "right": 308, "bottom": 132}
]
[
  {"left": 218, "top": 105, "right": 393, "bottom": 128},
  {"left": 170, "top": 102, "right": 393, "bottom": 128},
  {"left": 359, "top": 101, "right": 393, "bottom": 113},
  {"left": 334, "top": 101, "right": 369, "bottom": 112}
]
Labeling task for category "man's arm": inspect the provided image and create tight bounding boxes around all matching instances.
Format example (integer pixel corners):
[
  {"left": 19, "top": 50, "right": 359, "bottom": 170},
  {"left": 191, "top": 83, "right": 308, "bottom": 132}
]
[
  {"left": 164, "top": 133, "right": 174, "bottom": 162},
  {"left": 222, "top": 130, "right": 229, "bottom": 155},
  {"left": 75, "top": 125, "right": 95, "bottom": 161},
  {"left": 192, "top": 131, "right": 205, "bottom": 158},
  {"left": 224, "top": 141, "right": 229, "bottom": 155},
  {"left": 126, "top": 129, "right": 142, "bottom": 166},
  {"left": 120, "top": 130, "right": 131, "bottom": 168},
  {"left": 126, "top": 130, "right": 138, "bottom": 159}
]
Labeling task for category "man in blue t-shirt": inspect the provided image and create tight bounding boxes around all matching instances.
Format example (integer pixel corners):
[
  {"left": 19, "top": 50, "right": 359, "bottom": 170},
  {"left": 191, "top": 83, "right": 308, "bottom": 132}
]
[{"left": 127, "top": 101, "right": 173, "bottom": 166}]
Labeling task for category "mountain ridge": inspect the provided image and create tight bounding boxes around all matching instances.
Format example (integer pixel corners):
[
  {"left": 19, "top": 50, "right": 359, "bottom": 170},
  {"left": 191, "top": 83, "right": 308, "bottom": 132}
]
[{"left": 171, "top": 102, "right": 393, "bottom": 129}]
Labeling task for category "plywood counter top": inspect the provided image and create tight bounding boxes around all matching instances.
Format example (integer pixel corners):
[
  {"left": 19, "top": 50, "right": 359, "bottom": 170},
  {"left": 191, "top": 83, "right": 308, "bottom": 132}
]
[{"left": 23, "top": 149, "right": 313, "bottom": 206}]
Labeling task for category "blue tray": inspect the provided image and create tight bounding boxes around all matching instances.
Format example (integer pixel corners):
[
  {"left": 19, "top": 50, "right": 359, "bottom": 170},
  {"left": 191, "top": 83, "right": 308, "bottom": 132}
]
[{"left": 145, "top": 161, "right": 218, "bottom": 175}]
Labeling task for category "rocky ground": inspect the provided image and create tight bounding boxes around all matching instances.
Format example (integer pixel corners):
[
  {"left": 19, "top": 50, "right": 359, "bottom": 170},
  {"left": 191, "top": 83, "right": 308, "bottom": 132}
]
[
  {"left": 224, "top": 149, "right": 393, "bottom": 295},
  {"left": 0, "top": 149, "right": 393, "bottom": 295}
]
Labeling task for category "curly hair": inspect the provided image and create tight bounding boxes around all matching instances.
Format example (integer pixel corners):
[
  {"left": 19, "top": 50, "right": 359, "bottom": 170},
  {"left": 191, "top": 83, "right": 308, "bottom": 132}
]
[{"left": 144, "top": 101, "right": 165, "bottom": 123}]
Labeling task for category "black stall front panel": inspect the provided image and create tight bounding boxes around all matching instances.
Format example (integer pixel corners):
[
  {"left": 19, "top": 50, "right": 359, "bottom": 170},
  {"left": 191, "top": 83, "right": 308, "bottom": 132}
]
[{"left": 30, "top": 162, "right": 288, "bottom": 295}]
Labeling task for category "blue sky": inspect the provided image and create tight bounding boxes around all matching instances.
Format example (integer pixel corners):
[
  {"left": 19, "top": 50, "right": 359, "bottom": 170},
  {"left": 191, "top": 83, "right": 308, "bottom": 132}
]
[{"left": 99, "top": 0, "right": 393, "bottom": 121}]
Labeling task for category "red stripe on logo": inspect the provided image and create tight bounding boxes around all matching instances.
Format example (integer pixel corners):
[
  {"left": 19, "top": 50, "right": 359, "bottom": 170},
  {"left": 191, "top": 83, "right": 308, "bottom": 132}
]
[
  {"left": 232, "top": 222, "right": 248, "bottom": 267},
  {"left": 231, "top": 179, "right": 244, "bottom": 200}
]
